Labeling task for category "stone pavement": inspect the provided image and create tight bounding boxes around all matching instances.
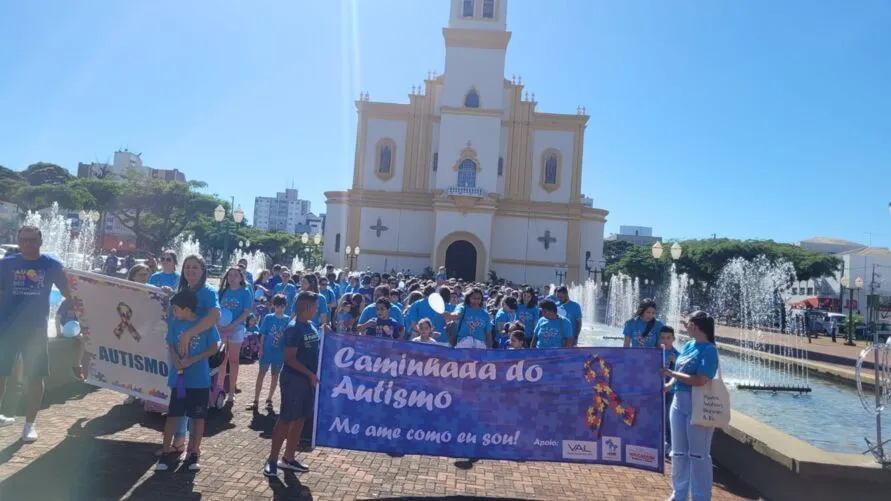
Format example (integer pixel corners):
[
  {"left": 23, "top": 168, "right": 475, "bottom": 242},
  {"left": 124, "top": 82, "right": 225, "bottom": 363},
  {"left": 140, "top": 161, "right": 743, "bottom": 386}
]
[{"left": 0, "top": 363, "right": 762, "bottom": 501}]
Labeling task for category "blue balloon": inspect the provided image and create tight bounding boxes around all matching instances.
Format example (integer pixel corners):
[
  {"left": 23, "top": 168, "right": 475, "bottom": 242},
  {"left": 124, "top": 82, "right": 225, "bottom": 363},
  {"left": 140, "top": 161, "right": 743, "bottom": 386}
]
[
  {"left": 61, "top": 321, "right": 81, "bottom": 338},
  {"left": 218, "top": 309, "right": 234, "bottom": 327},
  {"left": 49, "top": 288, "right": 62, "bottom": 307}
]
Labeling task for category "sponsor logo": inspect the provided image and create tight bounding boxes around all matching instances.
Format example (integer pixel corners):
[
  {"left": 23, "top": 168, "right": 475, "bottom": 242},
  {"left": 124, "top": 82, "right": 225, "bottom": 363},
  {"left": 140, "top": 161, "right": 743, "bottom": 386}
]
[
  {"left": 533, "top": 439, "right": 558, "bottom": 447},
  {"left": 625, "top": 445, "right": 659, "bottom": 468},
  {"left": 562, "top": 440, "right": 598, "bottom": 460},
  {"left": 601, "top": 436, "right": 622, "bottom": 461}
]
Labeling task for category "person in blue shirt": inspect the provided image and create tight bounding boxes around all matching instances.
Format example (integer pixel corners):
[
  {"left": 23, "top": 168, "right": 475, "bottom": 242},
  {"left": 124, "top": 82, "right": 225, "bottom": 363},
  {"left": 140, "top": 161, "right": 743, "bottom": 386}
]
[
  {"left": 0, "top": 226, "right": 71, "bottom": 441},
  {"left": 325, "top": 272, "right": 341, "bottom": 301},
  {"left": 661, "top": 311, "right": 719, "bottom": 501},
  {"left": 434, "top": 266, "right": 447, "bottom": 284},
  {"left": 515, "top": 287, "right": 540, "bottom": 346},
  {"left": 318, "top": 276, "right": 337, "bottom": 312},
  {"left": 446, "top": 287, "right": 492, "bottom": 349},
  {"left": 173, "top": 255, "right": 222, "bottom": 446},
  {"left": 267, "top": 265, "right": 283, "bottom": 291},
  {"left": 623, "top": 298, "right": 663, "bottom": 349},
  {"left": 333, "top": 296, "right": 356, "bottom": 333},
  {"left": 264, "top": 291, "right": 321, "bottom": 477},
  {"left": 344, "top": 274, "right": 358, "bottom": 295},
  {"left": 358, "top": 298, "right": 402, "bottom": 338},
  {"left": 273, "top": 269, "right": 298, "bottom": 316},
  {"left": 554, "top": 286, "right": 583, "bottom": 346},
  {"left": 659, "top": 325, "right": 680, "bottom": 456},
  {"left": 407, "top": 286, "right": 448, "bottom": 343},
  {"left": 532, "top": 300, "right": 574, "bottom": 348},
  {"left": 356, "top": 276, "right": 375, "bottom": 305},
  {"left": 218, "top": 267, "right": 254, "bottom": 404},
  {"left": 358, "top": 285, "right": 404, "bottom": 329},
  {"left": 251, "top": 294, "right": 290, "bottom": 411},
  {"left": 493, "top": 296, "right": 518, "bottom": 349},
  {"left": 236, "top": 258, "right": 254, "bottom": 289},
  {"left": 300, "top": 274, "right": 330, "bottom": 329},
  {"left": 147, "top": 249, "right": 180, "bottom": 291},
  {"left": 156, "top": 289, "right": 221, "bottom": 473}
]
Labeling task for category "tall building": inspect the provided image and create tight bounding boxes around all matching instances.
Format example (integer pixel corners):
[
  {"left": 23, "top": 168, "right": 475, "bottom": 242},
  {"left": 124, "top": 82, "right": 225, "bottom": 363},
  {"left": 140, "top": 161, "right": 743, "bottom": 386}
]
[
  {"left": 253, "top": 189, "right": 312, "bottom": 233},
  {"left": 606, "top": 225, "right": 662, "bottom": 246},
  {"left": 77, "top": 149, "right": 185, "bottom": 182},
  {"left": 322, "top": 0, "right": 607, "bottom": 283}
]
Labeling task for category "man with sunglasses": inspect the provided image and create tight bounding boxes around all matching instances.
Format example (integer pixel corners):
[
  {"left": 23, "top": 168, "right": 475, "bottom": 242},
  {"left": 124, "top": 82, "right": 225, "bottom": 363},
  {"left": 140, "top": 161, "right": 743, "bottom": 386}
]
[{"left": 0, "top": 226, "right": 71, "bottom": 442}]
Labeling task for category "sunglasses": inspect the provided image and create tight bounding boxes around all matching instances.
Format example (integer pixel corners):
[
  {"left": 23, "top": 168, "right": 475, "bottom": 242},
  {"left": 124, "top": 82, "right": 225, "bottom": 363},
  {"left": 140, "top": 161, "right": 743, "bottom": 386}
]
[{"left": 160, "top": 257, "right": 174, "bottom": 263}]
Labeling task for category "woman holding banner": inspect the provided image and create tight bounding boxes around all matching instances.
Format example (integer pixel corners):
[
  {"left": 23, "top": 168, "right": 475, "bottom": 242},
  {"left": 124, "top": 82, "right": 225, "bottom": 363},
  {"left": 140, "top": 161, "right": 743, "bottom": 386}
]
[
  {"left": 446, "top": 287, "right": 492, "bottom": 349},
  {"left": 661, "top": 311, "right": 719, "bottom": 501}
]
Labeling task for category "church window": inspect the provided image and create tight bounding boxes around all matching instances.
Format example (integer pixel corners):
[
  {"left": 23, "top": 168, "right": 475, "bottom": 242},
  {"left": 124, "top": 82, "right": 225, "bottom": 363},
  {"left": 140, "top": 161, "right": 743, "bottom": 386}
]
[
  {"left": 335, "top": 233, "right": 341, "bottom": 253},
  {"left": 374, "top": 138, "right": 397, "bottom": 181},
  {"left": 497, "top": 156, "right": 503, "bottom": 176},
  {"left": 483, "top": 0, "right": 495, "bottom": 18},
  {"left": 462, "top": 0, "right": 474, "bottom": 17},
  {"left": 433, "top": 152, "right": 438, "bottom": 171},
  {"left": 539, "top": 148, "right": 562, "bottom": 192},
  {"left": 457, "top": 159, "right": 477, "bottom": 188},
  {"left": 464, "top": 88, "right": 480, "bottom": 108}
]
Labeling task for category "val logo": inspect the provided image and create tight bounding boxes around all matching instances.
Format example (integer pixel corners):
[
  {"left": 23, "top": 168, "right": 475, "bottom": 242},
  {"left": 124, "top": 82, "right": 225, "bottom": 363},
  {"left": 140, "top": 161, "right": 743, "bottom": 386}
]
[
  {"left": 601, "top": 436, "right": 622, "bottom": 462},
  {"left": 561, "top": 440, "right": 598, "bottom": 460}
]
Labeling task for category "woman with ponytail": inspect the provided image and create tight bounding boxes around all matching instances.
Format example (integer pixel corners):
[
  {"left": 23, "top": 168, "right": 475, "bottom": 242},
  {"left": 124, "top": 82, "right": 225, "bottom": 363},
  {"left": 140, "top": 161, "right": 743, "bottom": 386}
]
[{"left": 661, "top": 311, "right": 719, "bottom": 501}]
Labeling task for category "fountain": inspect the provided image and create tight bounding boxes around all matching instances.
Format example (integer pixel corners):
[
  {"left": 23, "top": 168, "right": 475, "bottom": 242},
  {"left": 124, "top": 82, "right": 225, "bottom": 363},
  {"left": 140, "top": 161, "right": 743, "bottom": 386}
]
[
  {"left": 605, "top": 273, "right": 639, "bottom": 328},
  {"left": 234, "top": 248, "right": 268, "bottom": 276},
  {"left": 663, "top": 264, "right": 690, "bottom": 332},
  {"left": 714, "top": 256, "right": 810, "bottom": 393},
  {"left": 23, "top": 202, "right": 98, "bottom": 272},
  {"left": 291, "top": 254, "right": 306, "bottom": 273},
  {"left": 171, "top": 234, "right": 201, "bottom": 262},
  {"left": 570, "top": 279, "right": 600, "bottom": 326}
]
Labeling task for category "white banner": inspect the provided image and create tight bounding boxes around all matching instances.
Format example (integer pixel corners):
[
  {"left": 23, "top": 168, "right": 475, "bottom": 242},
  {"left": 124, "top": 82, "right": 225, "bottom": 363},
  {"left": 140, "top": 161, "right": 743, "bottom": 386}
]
[{"left": 67, "top": 270, "right": 171, "bottom": 404}]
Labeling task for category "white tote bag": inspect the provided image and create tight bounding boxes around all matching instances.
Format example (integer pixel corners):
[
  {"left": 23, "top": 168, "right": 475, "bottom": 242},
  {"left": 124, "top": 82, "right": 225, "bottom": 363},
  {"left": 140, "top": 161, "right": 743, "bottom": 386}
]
[{"left": 691, "top": 369, "right": 731, "bottom": 428}]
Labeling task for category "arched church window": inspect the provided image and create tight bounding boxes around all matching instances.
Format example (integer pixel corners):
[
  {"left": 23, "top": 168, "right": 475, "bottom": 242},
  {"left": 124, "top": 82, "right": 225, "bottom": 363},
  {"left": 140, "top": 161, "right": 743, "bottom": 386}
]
[
  {"left": 375, "top": 138, "right": 397, "bottom": 181},
  {"left": 464, "top": 88, "right": 480, "bottom": 108},
  {"left": 483, "top": 0, "right": 495, "bottom": 18},
  {"left": 462, "top": 0, "right": 474, "bottom": 17},
  {"left": 539, "top": 148, "right": 561, "bottom": 192},
  {"left": 497, "top": 156, "right": 504, "bottom": 176},
  {"left": 457, "top": 159, "right": 477, "bottom": 188}
]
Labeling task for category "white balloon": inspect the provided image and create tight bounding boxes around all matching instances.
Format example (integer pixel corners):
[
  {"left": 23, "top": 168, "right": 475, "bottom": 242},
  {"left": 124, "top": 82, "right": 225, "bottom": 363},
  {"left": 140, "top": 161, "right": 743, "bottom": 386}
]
[{"left": 427, "top": 293, "right": 446, "bottom": 315}]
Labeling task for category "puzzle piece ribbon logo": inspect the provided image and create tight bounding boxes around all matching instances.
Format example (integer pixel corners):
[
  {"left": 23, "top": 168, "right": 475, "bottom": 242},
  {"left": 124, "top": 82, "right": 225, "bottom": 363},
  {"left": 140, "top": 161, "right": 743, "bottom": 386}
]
[
  {"left": 113, "top": 302, "right": 142, "bottom": 342},
  {"left": 584, "top": 355, "right": 636, "bottom": 436}
]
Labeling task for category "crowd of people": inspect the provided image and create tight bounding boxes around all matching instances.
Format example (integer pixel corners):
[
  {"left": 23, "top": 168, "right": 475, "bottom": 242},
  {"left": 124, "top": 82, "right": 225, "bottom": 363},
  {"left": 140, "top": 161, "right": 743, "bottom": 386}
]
[{"left": 0, "top": 225, "right": 722, "bottom": 501}]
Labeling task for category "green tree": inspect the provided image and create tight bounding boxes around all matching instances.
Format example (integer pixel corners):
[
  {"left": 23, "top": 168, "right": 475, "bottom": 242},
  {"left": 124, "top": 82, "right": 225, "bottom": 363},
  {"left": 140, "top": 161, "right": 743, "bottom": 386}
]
[
  {"left": 604, "top": 245, "right": 667, "bottom": 282},
  {"left": 71, "top": 178, "right": 122, "bottom": 211},
  {"left": 603, "top": 240, "right": 634, "bottom": 267},
  {"left": 13, "top": 183, "right": 95, "bottom": 212},
  {"left": 22, "top": 162, "right": 71, "bottom": 186},
  {"left": 0, "top": 166, "right": 25, "bottom": 202}
]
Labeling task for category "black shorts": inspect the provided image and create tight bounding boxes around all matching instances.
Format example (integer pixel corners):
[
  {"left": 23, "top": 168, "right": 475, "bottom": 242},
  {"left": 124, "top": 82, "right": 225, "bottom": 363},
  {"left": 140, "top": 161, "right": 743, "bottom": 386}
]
[
  {"left": 0, "top": 325, "right": 49, "bottom": 379},
  {"left": 279, "top": 373, "right": 314, "bottom": 422},
  {"left": 167, "top": 388, "right": 210, "bottom": 419}
]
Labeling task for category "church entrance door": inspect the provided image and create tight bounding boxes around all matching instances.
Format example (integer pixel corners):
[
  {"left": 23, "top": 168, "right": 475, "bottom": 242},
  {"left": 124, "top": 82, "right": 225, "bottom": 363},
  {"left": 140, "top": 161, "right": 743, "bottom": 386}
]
[{"left": 445, "top": 240, "right": 477, "bottom": 282}]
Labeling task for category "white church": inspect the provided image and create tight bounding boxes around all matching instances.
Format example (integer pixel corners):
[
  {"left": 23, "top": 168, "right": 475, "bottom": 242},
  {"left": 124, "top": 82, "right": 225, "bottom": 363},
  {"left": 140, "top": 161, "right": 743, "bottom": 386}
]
[{"left": 323, "top": 0, "right": 607, "bottom": 285}]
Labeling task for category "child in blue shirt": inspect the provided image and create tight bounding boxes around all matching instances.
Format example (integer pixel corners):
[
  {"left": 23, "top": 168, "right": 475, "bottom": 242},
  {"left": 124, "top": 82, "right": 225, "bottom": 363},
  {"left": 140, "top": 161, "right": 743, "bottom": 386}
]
[
  {"left": 659, "top": 325, "right": 679, "bottom": 455},
  {"left": 273, "top": 269, "right": 298, "bottom": 316},
  {"left": 251, "top": 294, "right": 290, "bottom": 411},
  {"left": 359, "top": 298, "right": 402, "bottom": 339},
  {"left": 333, "top": 297, "right": 355, "bottom": 333},
  {"left": 493, "top": 296, "right": 518, "bottom": 349},
  {"left": 155, "top": 289, "right": 221, "bottom": 472}
]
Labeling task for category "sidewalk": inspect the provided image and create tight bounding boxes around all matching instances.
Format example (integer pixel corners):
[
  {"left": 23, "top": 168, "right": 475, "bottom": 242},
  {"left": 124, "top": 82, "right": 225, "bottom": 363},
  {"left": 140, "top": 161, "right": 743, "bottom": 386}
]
[
  {"left": 716, "top": 324, "right": 878, "bottom": 369},
  {"left": 0, "top": 363, "right": 762, "bottom": 501}
]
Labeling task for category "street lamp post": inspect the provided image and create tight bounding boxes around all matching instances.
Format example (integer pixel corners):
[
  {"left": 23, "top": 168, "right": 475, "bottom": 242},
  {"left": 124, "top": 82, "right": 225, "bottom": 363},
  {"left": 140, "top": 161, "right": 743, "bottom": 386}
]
[
  {"left": 840, "top": 276, "right": 863, "bottom": 346},
  {"left": 214, "top": 203, "right": 244, "bottom": 268},
  {"left": 554, "top": 264, "right": 568, "bottom": 285},
  {"left": 345, "top": 245, "right": 360, "bottom": 269}
]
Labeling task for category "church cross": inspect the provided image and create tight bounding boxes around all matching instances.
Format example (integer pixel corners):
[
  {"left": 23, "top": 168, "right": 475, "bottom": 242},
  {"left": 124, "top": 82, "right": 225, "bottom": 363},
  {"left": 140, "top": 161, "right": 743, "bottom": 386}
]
[
  {"left": 537, "top": 230, "right": 557, "bottom": 250},
  {"left": 370, "top": 217, "right": 389, "bottom": 238}
]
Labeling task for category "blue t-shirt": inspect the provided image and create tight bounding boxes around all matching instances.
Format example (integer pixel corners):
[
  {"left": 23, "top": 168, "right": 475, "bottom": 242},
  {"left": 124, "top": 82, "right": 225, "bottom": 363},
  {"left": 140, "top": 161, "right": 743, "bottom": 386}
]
[
  {"left": 494, "top": 309, "right": 516, "bottom": 335},
  {"left": 320, "top": 287, "right": 336, "bottom": 307},
  {"left": 244, "top": 270, "right": 254, "bottom": 288},
  {"left": 259, "top": 313, "right": 289, "bottom": 364},
  {"left": 220, "top": 287, "right": 253, "bottom": 324},
  {"left": 0, "top": 254, "right": 66, "bottom": 328},
  {"left": 267, "top": 275, "right": 282, "bottom": 291},
  {"left": 357, "top": 287, "right": 375, "bottom": 304},
  {"left": 364, "top": 316, "right": 402, "bottom": 338},
  {"left": 454, "top": 305, "right": 492, "bottom": 343},
  {"left": 407, "top": 299, "right": 447, "bottom": 343},
  {"left": 533, "top": 316, "right": 573, "bottom": 348},
  {"left": 191, "top": 284, "right": 221, "bottom": 339},
  {"left": 148, "top": 271, "right": 179, "bottom": 289},
  {"left": 334, "top": 311, "right": 354, "bottom": 333},
  {"left": 516, "top": 304, "right": 540, "bottom": 340},
  {"left": 273, "top": 282, "right": 298, "bottom": 315},
  {"left": 282, "top": 319, "right": 321, "bottom": 378},
  {"left": 558, "top": 300, "right": 582, "bottom": 332},
  {"left": 312, "top": 293, "right": 330, "bottom": 327},
  {"left": 672, "top": 340, "right": 719, "bottom": 393},
  {"left": 664, "top": 345, "right": 681, "bottom": 393},
  {"left": 166, "top": 318, "right": 220, "bottom": 389},
  {"left": 623, "top": 318, "right": 663, "bottom": 348},
  {"left": 358, "top": 303, "right": 403, "bottom": 325}
]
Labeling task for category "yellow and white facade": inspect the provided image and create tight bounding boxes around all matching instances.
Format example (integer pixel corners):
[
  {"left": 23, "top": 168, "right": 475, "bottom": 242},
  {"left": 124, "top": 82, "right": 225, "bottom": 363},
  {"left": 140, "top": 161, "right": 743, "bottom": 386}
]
[{"left": 323, "top": 0, "right": 607, "bottom": 284}]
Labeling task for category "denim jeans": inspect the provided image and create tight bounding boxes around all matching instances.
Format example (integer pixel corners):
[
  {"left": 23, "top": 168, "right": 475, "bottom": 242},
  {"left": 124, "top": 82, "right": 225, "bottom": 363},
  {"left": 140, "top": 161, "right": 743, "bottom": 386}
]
[
  {"left": 669, "top": 391, "right": 715, "bottom": 501},
  {"left": 174, "top": 416, "right": 190, "bottom": 441},
  {"left": 665, "top": 393, "right": 673, "bottom": 448}
]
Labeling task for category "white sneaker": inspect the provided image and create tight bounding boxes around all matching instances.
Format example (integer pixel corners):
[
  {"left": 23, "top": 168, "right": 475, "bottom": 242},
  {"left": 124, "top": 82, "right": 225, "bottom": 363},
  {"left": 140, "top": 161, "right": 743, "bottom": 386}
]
[
  {"left": 21, "top": 423, "right": 37, "bottom": 443},
  {"left": 0, "top": 414, "right": 14, "bottom": 427}
]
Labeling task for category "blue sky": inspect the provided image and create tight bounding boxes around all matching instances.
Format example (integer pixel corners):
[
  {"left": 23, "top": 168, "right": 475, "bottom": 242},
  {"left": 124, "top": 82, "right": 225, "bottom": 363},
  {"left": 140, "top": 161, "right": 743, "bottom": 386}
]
[{"left": 2, "top": 0, "right": 890, "bottom": 247}]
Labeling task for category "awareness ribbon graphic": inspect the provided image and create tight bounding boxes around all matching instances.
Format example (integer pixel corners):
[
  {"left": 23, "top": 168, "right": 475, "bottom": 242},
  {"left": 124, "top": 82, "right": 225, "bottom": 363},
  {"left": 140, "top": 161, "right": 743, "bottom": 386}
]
[
  {"left": 113, "top": 302, "right": 142, "bottom": 342},
  {"left": 583, "top": 355, "right": 636, "bottom": 435}
]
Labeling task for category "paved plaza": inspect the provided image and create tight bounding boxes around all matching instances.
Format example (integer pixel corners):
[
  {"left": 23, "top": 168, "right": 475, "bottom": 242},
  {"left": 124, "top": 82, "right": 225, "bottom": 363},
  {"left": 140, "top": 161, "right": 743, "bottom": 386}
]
[{"left": 0, "top": 362, "right": 762, "bottom": 501}]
